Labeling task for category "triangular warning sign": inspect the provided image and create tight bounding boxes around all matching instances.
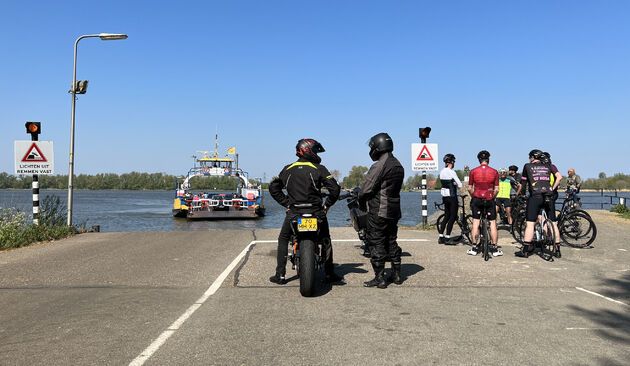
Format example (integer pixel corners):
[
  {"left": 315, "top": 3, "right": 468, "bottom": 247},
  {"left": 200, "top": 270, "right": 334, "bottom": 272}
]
[
  {"left": 416, "top": 145, "right": 433, "bottom": 161},
  {"left": 21, "top": 143, "right": 47, "bottom": 162}
]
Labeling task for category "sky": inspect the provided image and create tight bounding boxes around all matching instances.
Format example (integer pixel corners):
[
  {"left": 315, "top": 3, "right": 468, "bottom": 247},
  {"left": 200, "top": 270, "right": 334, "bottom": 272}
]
[{"left": 1, "top": 1, "right": 629, "bottom": 182}]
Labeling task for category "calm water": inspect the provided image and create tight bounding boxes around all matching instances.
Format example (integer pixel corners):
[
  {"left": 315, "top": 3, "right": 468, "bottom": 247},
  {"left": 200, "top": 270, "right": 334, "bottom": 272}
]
[
  {"left": 1, "top": 190, "right": 627, "bottom": 232},
  {"left": 0, "top": 190, "right": 441, "bottom": 232}
]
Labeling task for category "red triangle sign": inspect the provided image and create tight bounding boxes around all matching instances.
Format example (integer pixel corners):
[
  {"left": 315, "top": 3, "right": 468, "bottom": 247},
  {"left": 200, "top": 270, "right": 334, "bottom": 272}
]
[
  {"left": 21, "top": 143, "right": 47, "bottom": 162},
  {"left": 416, "top": 145, "right": 433, "bottom": 161}
]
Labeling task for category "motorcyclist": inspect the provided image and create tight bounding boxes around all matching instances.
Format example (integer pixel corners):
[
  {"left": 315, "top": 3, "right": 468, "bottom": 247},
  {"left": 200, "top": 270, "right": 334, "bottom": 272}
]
[
  {"left": 268, "top": 138, "right": 343, "bottom": 284},
  {"left": 358, "top": 133, "right": 405, "bottom": 289}
]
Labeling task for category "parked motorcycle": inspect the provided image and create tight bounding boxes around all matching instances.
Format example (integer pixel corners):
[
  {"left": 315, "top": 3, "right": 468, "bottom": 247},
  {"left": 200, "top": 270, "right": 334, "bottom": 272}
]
[
  {"left": 339, "top": 188, "right": 370, "bottom": 256},
  {"left": 287, "top": 204, "right": 331, "bottom": 297}
]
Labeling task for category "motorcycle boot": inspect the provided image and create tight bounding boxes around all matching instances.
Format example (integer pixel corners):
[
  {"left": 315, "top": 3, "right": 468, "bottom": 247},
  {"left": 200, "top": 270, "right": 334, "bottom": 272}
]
[
  {"left": 388, "top": 262, "right": 403, "bottom": 285},
  {"left": 364, "top": 263, "right": 387, "bottom": 289}
]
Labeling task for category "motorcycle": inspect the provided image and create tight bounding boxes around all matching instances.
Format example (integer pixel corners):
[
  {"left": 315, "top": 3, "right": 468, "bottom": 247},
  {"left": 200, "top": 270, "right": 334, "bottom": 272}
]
[
  {"left": 287, "top": 203, "right": 331, "bottom": 297},
  {"left": 339, "top": 188, "right": 370, "bottom": 256}
]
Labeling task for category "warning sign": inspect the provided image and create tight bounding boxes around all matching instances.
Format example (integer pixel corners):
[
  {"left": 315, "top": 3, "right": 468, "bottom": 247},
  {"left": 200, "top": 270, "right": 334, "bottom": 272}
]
[
  {"left": 411, "top": 143, "right": 438, "bottom": 171},
  {"left": 21, "top": 143, "right": 47, "bottom": 162},
  {"left": 14, "top": 141, "right": 54, "bottom": 175}
]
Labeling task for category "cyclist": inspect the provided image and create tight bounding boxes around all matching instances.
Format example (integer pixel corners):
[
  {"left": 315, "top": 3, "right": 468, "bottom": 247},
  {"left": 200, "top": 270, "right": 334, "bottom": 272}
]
[
  {"left": 466, "top": 150, "right": 501, "bottom": 256},
  {"left": 508, "top": 165, "right": 523, "bottom": 198},
  {"left": 515, "top": 149, "right": 561, "bottom": 258},
  {"left": 438, "top": 153, "right": 463, "bottom": 244},
  {"left": 566, "top": 169, "right": 582, "bottom": 207},
  {"left": 268, "top": 138, "right": 343, "bottom": 284},
  {"left": 495, "top": 168, "right": 517, "bottom": 227}
]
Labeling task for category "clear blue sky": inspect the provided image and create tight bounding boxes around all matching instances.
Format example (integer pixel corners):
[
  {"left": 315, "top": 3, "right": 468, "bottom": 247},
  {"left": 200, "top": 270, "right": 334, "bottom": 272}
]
[{"left": 1, "top": 1, "right": 628, "bottom": 181}]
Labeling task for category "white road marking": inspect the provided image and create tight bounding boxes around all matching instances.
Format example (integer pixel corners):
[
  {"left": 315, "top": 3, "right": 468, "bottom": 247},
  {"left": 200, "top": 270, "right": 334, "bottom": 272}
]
[
  {"left": 129, "top": 240, "right": 256, "bottom": 366},
  {"left": 129, "top": 236, "right": 428, "bottom": 365},
  {"left": 618, "top": 249, "right": 627, "bottom": 252},
  {"left": 566, "top": 327, "right": 630, "bottom": 330},
  {"left": 575, "top": 287, "right": 628, "bottom": 307}
]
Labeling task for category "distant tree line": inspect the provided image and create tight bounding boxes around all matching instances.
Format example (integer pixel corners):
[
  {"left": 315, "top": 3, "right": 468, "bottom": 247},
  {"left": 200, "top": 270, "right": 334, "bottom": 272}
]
[
  {"left": 0, "top": 172, "right": 267, "bottom": 191},
  {"left": 581, "top": 172, "right": 630, "bottom": 190},
  {"left": 2, "top": 170, "right": 628, "bottom": 191}
]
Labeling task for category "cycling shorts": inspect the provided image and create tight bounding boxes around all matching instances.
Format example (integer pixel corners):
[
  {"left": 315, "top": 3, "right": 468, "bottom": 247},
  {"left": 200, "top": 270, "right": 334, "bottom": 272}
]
[
  {"left": 526, "top": 194, "right": 556, "bottom": 222},
  {"left": 471, "top": 197, "right": 497, "bottom": 220},
  {"left": 496, "top": 197, "right": 512, "bottom": 208}
]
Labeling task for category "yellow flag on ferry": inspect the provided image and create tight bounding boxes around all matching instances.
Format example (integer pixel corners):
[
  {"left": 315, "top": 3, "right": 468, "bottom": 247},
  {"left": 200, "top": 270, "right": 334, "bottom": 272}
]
[{"left": 227, "top": 147, "right": 236, "bottom": 155}]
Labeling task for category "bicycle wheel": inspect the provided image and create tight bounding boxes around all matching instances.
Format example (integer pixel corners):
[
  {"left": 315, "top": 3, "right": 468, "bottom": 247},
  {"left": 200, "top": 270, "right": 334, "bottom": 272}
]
[
  {"left": 459, "top": 214, "right": 473, "bottom": 244},
  {"left": 559, "top": 211, "right": 597, "bottom": 247},
  {"left": 541, "top": 220, "right": 556, "bottom": 260},
  {"left": 436, "top": 214, "right": 445, "bottom": 233},
  {"left": 482, "top": 220, "right": 490, "bottom": 261},
  {"left": 512, "top": 215, "right": 526, "bottom": 244}
]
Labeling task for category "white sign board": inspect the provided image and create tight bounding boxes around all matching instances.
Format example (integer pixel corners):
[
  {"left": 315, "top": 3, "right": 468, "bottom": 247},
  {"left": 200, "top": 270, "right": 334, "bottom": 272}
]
[
  {"left": 14, "top": 141, "right": 54, "bottom": 175},
  {"left": 411, "top": 143, "right": 438, "bottom": 171}
]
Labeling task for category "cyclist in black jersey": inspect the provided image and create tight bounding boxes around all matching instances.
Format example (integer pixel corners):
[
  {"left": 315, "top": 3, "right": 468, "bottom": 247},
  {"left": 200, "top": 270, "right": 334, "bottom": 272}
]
[{"left": 515, "top": 149, "right": 561, "bottom": 257}]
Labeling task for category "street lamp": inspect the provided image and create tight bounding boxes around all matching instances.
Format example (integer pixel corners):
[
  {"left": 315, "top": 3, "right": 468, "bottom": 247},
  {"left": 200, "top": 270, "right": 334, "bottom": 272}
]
[{"left": 67, "top": 33, "right": 127, "bottom": 226}]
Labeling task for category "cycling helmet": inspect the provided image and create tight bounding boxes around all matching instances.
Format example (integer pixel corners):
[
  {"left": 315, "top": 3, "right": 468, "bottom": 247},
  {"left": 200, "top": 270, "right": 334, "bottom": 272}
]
[
  {"left": 368, "top": 132, "right": 394, "bottom": 161},
  {"left": 509, "top": 165, "right": 519, "bottom": 172},
  {"left": 443, "top": 153, "right": 456, "bottom": 165},
  {"left": 296, "top": 138, "right": 325, "bottom": 164},
  {"left": 542, "top": 152, "right": 552, "bottom": 164},
  {"left": 499, "top": 168, "right": 508, "bottom": 174},
  {"left": 477, "top": 150, "right": 490, "bottom": 163},
  {"left": 529, "top": 149, "right": 544, "bottom": 160}
]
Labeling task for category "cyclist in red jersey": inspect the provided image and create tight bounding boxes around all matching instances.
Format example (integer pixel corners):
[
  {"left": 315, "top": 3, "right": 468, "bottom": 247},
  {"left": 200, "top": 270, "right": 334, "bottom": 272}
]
[{"left": 466, "top": 150, "right": 501, "bottom": 256}]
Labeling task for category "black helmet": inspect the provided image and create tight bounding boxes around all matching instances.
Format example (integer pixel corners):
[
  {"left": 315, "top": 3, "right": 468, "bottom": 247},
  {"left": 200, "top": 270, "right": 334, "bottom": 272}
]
[
  {"left": 542, "top": 152, "right": 552, "bottom": 164},
  {"left": 529, "top": 149, "right": 544, "bottom": 160},
  {"left": 477, "top": 150, "right": 490, "bottom": 163},
  {"left": 509, "top": 165, "right": 519, "bottom": 172},
  {"left": 296, "top": 138, "right": 325, "bottom": 164},
  {"left": 368, "top": 132, "right": 393, "bottom": 161},
  {"left": 443, "top": 153, "right": 456, "bottom": 164}
]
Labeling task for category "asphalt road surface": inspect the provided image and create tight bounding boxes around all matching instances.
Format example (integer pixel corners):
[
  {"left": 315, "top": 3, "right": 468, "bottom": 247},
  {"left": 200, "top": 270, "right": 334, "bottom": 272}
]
[{"left": 0, "top": 210, "right": 628, "bottom": 365}]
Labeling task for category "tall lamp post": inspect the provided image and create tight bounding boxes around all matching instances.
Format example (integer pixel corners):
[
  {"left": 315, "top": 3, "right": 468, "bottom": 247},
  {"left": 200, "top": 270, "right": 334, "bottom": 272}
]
[{"left": 67, "top": 33, "right": 127, "bottom": 226}]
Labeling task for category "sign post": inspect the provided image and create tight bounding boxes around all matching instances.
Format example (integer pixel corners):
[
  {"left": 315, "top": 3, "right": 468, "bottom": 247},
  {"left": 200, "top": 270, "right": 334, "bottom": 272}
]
[
  {"left": 15, "top": 122, "right": 54, "bottom": 225},
  {"left": 412, "top": 127, "right": 437, "bottom": 228}
]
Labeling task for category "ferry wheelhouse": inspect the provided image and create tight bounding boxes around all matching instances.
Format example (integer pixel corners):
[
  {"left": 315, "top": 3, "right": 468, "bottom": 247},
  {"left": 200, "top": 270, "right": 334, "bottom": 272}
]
[{"left": 173, "top": 150, "right": 264, "bottom": 219}]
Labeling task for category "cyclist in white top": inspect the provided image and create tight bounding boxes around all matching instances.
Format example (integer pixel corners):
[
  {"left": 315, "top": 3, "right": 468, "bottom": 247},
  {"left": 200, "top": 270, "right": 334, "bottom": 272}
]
[{"left": 438, "top": 154, "right": 463, "bottom": 244}]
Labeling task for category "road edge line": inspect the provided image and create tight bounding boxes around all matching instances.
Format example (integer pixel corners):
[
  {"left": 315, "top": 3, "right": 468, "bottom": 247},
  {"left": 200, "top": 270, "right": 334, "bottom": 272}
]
[
  {"left": 575, "top": 287, "right": 628, "bottom": 307},
  {"left": 128, "top": 240, "right": 256, "bottom": 366}
]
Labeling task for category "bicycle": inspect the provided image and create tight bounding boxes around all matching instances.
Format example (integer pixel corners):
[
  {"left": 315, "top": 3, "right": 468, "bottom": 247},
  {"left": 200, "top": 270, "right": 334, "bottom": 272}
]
[
  {"left": 435, "top": 195, "right": 473, "bottom": 244},
  {"left": 467, "top": 199, "right": 496, "bottom": 261},
  {"left": 514, "top": 195, "right": 559, "bottom": 260}
]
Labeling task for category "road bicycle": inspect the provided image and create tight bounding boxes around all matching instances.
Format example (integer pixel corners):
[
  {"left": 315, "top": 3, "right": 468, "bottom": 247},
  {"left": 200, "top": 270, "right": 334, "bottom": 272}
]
[
  {"left": 513, "top": 195, "right": 559, "bottom": 260},
  {"left": 435, "top": 195, "right": 473, "bottom": 244},
  {"left": 513, "top": 196, "right": 596, "bottom": 248}
]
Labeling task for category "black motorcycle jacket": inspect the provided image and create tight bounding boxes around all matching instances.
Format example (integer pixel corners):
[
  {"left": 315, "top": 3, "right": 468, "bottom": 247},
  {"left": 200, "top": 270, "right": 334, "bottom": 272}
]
[
  {"left": 269, "top": 157, "right": 340, "bottom": 209},
  {"left": 358, "top": 152, "right": 405, "bottom": 219}
]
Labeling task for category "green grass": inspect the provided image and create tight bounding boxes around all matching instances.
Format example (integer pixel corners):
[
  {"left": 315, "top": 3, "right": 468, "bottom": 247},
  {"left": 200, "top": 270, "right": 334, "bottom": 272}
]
[
  {"left": 610, "top": 204, "right": 630, "bottom": 220},
  {"left": 0, "top": 196, "right": 77, "bottom": 251}
]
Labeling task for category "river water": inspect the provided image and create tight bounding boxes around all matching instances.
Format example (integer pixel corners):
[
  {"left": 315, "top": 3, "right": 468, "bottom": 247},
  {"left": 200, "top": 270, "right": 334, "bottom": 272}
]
[{"left": 1, "top": 190, "right": 627, "bottom": 232}]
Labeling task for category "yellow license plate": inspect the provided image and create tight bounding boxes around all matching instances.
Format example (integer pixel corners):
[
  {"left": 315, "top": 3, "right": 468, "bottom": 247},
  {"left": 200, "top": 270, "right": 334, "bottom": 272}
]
[{"left": 297, "top": 218, "right": 318, "bottom": 232}]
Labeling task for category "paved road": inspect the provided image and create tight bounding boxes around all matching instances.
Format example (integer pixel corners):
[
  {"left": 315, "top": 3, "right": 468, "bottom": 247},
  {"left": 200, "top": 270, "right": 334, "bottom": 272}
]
[{"left": 0, "top": 211, "right": 628, "bottom": 365}]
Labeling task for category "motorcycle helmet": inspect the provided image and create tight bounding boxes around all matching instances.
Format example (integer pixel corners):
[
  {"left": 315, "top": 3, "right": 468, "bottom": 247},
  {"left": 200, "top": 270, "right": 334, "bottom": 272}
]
[
  {"left": 296, "top": 138, "right": 325, "bottom": 164},
  {"left": 477, "top": 150, "right": 490, "bottom": 163},
  {"left": 443, "top": 153, "right": 456, "bottom": 165},
  {"left": 368, "top": 132, "right": 394, "bottom": 161},
  {"left": 529, "top": 149, "right": 544, "bottom": 160}
]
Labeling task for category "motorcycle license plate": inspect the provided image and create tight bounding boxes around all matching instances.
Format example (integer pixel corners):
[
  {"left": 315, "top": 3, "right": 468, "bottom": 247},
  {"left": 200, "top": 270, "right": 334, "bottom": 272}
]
[{"left": 297, "top": 218, "right": 318, "bottom": 232}]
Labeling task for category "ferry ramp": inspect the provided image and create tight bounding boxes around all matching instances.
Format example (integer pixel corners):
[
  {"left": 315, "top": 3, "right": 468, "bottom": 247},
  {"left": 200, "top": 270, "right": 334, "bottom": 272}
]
[{"left": 0, "top": 212, "right": 628, "bottom": 365}]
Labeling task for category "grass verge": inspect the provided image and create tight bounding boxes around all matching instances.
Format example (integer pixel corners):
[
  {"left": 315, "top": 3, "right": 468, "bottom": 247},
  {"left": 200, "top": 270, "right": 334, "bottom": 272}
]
[
  {"left": 0, "top": 196, "right": 78, "bottom": 251},
  {"left": 610, "top": 204, "right": 630, "bottom": 220}
]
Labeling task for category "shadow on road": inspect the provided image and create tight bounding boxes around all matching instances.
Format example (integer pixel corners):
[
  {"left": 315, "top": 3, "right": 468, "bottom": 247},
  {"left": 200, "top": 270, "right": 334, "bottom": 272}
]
[{"left": 568, "top": 273, "right": 630, "bottom": 352}]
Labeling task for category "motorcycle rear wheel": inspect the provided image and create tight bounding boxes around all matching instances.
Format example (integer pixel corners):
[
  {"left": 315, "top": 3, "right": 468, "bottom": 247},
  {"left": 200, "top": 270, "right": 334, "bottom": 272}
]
[{"left": 298, "top": 239, "right": 316, "bottom": 297}]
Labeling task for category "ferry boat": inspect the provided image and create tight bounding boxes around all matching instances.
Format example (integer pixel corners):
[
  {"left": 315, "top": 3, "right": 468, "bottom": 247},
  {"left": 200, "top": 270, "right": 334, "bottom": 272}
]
[{"left": 172, "top": 146, "right": 265, "bottom": 219}]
